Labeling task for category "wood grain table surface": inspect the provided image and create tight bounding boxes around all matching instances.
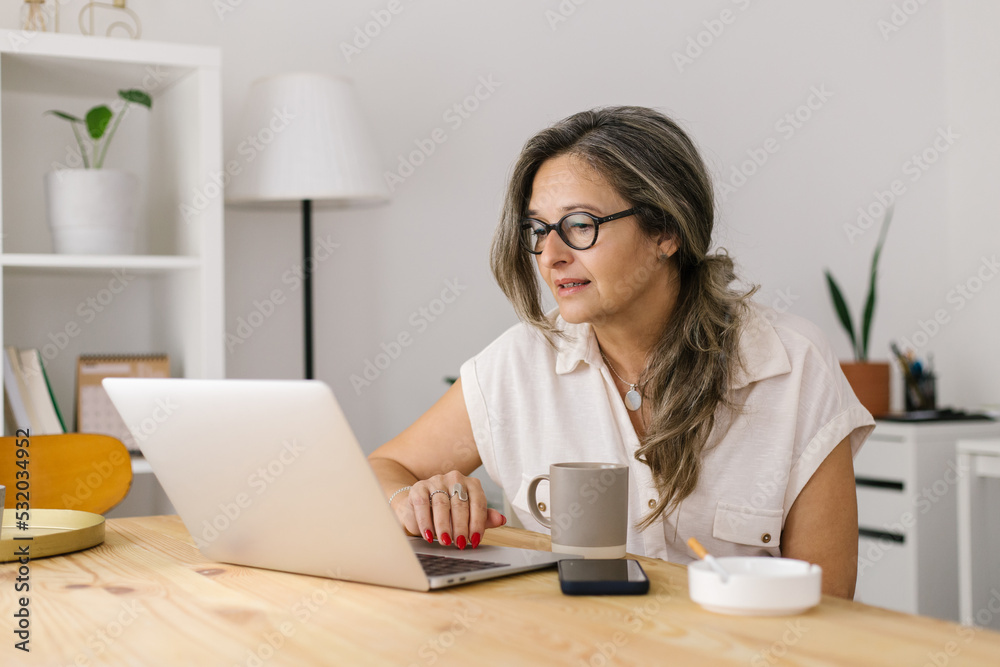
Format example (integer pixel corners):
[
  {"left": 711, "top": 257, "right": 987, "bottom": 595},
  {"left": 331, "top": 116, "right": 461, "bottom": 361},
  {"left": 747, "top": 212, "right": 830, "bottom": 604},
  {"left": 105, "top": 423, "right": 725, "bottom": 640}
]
[{"left": 1, "top": 515, "right": 999, "bottom": 666}]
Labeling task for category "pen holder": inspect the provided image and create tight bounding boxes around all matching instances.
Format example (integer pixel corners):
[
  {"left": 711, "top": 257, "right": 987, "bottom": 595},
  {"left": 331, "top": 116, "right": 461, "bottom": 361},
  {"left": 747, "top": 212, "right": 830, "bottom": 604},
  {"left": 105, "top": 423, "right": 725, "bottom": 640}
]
[{"left": 904, "top": 373, "right": 936, "bottom": 412}]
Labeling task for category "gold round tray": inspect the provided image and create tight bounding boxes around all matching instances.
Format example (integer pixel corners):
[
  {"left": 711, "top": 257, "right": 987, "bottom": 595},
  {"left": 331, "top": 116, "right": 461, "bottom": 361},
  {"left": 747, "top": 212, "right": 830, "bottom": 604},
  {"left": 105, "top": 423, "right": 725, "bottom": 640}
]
[{"left": 0, "top": 509, "right": 105, "bottom": 562}]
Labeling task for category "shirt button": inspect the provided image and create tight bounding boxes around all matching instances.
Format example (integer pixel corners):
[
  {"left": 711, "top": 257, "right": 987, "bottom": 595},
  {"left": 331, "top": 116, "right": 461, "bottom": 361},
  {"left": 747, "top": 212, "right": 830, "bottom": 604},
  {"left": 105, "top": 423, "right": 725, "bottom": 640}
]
[
  {"left": 648, "top": 499, "right": 656, "bottom": 509},
  {"left": 761, "top": 533, "right": 771, "bottom": 544},
  {"left": 538, "top": 502, "right": 546, "bottom": 512}
]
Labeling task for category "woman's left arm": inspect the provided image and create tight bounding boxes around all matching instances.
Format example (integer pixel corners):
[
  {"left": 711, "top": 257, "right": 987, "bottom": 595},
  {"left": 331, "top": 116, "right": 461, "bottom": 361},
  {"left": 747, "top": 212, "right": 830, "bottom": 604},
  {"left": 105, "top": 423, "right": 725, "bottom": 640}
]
[{"left": 781, "top": 437, "right": 858, "bottom": 599}]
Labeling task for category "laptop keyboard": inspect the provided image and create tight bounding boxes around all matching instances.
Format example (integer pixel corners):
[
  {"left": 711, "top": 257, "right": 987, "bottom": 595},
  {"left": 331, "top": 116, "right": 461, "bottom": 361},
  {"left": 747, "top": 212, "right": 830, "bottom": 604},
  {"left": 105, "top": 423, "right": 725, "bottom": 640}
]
[{"left": 417, "top": 552, "right": 508, "bottom": 576}]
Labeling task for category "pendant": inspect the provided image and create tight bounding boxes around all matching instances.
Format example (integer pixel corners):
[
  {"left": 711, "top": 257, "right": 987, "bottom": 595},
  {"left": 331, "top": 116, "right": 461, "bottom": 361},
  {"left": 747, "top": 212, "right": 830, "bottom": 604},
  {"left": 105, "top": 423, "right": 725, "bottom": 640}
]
[{"left": 625, "top": 388, "right": 642, "bottom": 412}]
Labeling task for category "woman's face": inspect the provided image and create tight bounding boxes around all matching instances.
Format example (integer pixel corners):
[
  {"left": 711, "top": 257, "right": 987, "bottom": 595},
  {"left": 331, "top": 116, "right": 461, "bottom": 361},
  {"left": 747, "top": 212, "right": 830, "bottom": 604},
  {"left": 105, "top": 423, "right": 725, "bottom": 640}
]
[{"left": 527, "top": 154, "right": 678, "bottom": 328}]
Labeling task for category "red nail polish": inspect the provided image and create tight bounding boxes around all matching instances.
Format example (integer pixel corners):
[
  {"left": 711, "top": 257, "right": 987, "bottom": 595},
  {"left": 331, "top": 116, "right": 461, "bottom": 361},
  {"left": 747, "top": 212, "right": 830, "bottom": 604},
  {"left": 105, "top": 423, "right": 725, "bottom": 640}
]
[
  {"left": 500, "top": 515, "right": 507, "bottom": 526},
  {"left": 424, "top": 529, "right": 433, "bottom": 543},
  {"left": 471, "top": 532, "right": 481, "bottom": 548},
  {"left": 456, "top": 535, "right": 467, "bottom": 550},
  {"left": 441, "top": 532, "right": 452, "bottom": 546}
]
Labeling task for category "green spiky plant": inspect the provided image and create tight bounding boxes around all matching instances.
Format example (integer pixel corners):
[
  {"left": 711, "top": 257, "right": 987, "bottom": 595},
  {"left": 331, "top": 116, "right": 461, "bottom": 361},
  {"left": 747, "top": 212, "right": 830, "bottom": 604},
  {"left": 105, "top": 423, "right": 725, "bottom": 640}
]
[
  {"left": 824, "top": 204, "right": 893, "bottom": 362},
  {"left": 46, "top": 89, "right": 152, "bottom": 169}
]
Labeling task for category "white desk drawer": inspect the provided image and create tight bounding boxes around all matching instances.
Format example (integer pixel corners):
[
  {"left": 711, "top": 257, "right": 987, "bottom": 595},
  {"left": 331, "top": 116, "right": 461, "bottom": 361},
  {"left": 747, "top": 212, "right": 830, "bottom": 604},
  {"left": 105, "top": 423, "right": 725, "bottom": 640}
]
[
  {"left": 855, "top": 438, "right": 912, "bottom": 483},
  {"left": 857, "top": 486, "right": 913, "bottom": 536},
  {"left": 974, "top": 454, "right": 1000, "bottom": 478},
  {"left": 856, "top": 534, "right": 916, "bottom": 613}
]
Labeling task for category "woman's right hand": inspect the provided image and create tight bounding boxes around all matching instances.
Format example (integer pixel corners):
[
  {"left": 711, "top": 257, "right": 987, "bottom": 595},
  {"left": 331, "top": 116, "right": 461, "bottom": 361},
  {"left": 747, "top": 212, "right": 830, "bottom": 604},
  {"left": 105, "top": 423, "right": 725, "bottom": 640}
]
[{"left": 390, "top": 471, "right": 506, "bottom": 549}]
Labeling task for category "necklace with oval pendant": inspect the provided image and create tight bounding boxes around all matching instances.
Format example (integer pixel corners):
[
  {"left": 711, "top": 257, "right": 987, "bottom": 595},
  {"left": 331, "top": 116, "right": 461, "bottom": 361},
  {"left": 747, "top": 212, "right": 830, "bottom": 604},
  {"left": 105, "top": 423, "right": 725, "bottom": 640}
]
[
  {"left": 600, "top": 349, "right": 643, "bottom": 412},
  {"left": 624, "top": 388, "right": 642, "bottom": 411}
]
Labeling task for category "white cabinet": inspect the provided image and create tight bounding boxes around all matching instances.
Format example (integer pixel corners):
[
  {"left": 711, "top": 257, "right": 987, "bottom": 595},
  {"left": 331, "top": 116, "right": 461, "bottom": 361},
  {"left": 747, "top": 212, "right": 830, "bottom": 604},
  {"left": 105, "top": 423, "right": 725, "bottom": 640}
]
[
  {"left": 854, "top": 419, "right": 1000, "bottom": 621},
  {"left": 0, "top": 31, "right": 224, "bottom": 513},
  {"left": 956, "top": 439, "right": 1000, "bottom": 629}
]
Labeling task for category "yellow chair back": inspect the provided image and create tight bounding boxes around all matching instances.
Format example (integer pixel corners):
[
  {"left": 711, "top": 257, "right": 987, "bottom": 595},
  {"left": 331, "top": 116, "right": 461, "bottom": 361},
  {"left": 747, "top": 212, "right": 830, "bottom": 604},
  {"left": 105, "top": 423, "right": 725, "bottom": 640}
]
[{"left": 0, "top": 433, "right": 133, "bottom": 514}]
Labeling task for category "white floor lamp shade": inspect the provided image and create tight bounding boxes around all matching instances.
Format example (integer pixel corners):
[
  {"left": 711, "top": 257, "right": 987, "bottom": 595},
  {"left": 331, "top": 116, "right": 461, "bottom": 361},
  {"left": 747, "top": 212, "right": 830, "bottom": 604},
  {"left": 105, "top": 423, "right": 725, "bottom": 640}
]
[
  {"left": 226, "top": 73, "right": 388, "bottom": 379},
  {"left": 226, "top": 72, "right": 387, "bottom": 204}
]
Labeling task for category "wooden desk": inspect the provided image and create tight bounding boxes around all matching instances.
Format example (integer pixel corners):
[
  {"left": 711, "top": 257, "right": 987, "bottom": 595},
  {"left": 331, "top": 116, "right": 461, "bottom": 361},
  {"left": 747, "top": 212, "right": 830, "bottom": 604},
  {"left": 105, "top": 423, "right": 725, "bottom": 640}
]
[{"left": 2, "top": 516, "right": 1000, "bottom": 666}]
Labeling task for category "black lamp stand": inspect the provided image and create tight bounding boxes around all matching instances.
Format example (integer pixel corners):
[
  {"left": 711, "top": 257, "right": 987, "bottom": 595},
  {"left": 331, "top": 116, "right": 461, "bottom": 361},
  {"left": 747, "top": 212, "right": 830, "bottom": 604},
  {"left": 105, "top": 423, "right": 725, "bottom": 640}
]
[{"left": 302, "top": 199, "right": 314, "bottom": 380}]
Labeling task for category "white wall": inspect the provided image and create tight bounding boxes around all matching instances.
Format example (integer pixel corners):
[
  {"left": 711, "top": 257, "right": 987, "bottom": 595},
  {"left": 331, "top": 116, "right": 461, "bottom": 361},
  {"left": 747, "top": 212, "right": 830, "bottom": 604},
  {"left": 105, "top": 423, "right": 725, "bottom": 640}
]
[
  {"left": 4, "top": 1, "right": 997, "bottom": 451},
  {"left": 942, "top": 1, "right": 1000, "bottom": 412}
]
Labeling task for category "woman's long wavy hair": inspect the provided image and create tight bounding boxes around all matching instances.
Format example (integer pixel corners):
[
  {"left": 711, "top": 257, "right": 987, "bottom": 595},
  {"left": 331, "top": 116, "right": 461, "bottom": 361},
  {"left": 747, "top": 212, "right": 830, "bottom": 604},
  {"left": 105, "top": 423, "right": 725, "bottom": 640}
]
[{"left": 490, "top": 106, "right": 756, "bottom": 529}]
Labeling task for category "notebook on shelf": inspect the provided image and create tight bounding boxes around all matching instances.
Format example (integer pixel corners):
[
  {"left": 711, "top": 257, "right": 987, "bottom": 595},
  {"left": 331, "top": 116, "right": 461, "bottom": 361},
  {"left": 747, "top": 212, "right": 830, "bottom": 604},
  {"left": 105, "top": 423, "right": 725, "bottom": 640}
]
[
  {"left": 3, "top": 347, "right": 64, "bottom": 435},
  {"left": 17, "top": 348, "right": 65, "bottom": 434},
  {"left": 3, "top": 347, "right": 31, "bottom": 434}
]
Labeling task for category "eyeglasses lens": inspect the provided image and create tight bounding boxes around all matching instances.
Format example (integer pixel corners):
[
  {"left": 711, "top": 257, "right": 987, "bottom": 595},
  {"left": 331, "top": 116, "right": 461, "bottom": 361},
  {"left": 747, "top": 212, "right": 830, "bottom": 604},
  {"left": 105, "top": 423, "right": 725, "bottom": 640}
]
[
  {"left": 521, "top": 214, "right": 597, "bottom": 254},
  {"left": 520, "top": 221, "right": 546, "bottom": 254},
  {"left": 562, "top": 214, "right": 596, "bottom": 249}
]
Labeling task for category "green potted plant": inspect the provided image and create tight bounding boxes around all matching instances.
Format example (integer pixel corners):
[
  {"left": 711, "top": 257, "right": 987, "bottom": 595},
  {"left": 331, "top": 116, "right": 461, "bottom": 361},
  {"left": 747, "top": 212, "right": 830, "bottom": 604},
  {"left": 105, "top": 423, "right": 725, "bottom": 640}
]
[
  {"left": 43, "top": 89, "right": 152, "bottom": 254},
  {"left": 824, "top": 204, "right": 893, "bottom": 416}
]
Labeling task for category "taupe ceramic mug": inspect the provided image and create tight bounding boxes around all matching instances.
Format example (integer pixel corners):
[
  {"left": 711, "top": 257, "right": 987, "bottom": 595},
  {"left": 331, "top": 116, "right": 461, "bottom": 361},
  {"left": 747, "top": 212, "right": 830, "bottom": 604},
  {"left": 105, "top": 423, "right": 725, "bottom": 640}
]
[{"left": 527, "top": 462, "right": 628, "bottom": 558}]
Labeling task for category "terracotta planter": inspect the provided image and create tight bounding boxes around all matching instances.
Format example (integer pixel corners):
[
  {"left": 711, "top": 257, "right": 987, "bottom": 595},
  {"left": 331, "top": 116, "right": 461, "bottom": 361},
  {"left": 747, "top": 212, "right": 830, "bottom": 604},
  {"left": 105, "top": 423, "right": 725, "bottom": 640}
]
[{"left": 840, "top": 361, "right": 890, "bottom": 417}]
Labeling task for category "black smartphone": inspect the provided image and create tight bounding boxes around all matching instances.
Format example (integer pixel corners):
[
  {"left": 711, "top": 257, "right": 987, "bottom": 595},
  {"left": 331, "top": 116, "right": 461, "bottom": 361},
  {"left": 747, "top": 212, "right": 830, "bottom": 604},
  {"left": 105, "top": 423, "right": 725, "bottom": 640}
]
[{"left": 558, "top": 558, "right": 650, "bottom": 595}]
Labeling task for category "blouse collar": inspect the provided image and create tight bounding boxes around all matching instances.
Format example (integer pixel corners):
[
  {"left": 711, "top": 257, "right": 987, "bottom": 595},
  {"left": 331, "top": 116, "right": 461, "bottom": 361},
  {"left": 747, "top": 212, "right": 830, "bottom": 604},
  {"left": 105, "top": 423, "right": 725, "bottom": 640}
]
[{"left": 552, "top": 303, "right": 791, "bottom": 389}]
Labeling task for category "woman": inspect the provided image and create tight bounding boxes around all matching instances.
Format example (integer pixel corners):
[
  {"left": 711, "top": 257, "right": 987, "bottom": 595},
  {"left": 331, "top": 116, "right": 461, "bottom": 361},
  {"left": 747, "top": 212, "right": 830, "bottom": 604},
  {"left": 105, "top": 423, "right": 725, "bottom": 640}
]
[{"left": 369, "top": 106, "right": 874, "bottom": 598}]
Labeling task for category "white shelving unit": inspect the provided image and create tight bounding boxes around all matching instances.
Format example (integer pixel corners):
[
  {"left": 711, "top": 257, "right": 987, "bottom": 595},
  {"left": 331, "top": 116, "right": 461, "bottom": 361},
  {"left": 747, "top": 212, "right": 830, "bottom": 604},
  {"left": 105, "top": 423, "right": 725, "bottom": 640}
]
[
  {"left": 0, "top": 30, "right": 224, "bottom": 515},
  {"left": 854, "top": 419, "right": 1000, "bottom": 621}
]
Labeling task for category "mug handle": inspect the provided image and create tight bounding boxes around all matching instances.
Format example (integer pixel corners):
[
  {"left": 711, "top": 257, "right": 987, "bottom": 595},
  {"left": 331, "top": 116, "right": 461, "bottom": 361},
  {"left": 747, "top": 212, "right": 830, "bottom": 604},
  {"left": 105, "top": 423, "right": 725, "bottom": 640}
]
[{"left": 526, "top": 474, "right": 551, "bottom": 528}]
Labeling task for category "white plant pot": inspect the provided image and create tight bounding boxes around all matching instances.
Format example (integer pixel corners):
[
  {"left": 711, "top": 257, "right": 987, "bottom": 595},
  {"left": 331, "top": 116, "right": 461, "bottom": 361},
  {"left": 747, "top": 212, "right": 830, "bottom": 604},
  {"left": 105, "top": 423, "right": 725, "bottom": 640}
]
[{"left": 44, "top": 169, "right": 139, "bottom": 254}]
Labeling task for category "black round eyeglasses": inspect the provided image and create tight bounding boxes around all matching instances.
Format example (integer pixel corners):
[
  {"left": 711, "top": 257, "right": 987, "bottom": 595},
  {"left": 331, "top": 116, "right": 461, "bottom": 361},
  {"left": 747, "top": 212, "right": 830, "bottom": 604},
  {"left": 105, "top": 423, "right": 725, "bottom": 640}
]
[{"left": 519, "top": 208, "right": 637, "bottom": 255}]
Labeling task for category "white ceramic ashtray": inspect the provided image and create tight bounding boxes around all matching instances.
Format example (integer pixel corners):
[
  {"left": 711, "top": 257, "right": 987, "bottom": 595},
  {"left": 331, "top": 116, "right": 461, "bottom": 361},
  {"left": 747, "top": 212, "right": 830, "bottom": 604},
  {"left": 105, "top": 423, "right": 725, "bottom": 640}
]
[{"left": 688, "top": 557, "right": 822, "bottom": 616}]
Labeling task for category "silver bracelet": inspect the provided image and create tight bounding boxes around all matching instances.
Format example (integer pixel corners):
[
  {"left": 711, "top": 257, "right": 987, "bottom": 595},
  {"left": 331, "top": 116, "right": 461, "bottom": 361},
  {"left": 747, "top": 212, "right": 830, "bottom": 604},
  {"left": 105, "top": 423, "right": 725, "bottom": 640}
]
[{"left": 388, "top": 485, "right": 412, "bottom": 506}]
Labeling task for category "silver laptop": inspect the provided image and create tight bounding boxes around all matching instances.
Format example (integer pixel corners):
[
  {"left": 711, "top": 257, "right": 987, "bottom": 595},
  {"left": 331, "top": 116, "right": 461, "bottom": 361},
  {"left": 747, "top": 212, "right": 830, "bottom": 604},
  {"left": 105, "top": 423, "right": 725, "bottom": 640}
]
[{"left": 102, "top": 378, "right": 571, "bottom": 591}]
